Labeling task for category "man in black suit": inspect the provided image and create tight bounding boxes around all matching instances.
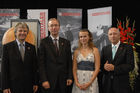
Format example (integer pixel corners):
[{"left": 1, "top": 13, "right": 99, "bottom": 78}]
[
  {"left": 2, "top": 22, "right": 38, "bottom": 93},
  {"left": 100, "top": 27, "right": 134, "bottom": 93},
  {"left": 38, "top": 18, "right": 73, "bottom": 93}
]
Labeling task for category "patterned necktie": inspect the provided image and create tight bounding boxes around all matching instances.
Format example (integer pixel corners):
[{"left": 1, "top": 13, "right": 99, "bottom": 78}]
[
  {"left": 20, "top": 43, "right": 24, "bottom": 61},
  {"left": 112, "top": 45, "right": 116, "bottom": 59},
  {"left": 54, "top": 39, "right": 59, "bottom": 54}
]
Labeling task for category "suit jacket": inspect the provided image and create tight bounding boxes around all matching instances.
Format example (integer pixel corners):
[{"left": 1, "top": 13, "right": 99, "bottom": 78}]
[
  {"left": 38, "top": 36, "right": 72, "bottom": 89},
  {"left": 100, "top": 42, "right": 134, "bottom": 93},
  {"left": 2, "top": 40, "right": 38, "bottom": 93}
]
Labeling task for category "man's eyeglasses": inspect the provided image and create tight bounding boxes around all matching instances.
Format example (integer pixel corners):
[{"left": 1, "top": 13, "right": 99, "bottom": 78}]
[{"left": 49, "top": 24, "right": 59, "bottom": 27}]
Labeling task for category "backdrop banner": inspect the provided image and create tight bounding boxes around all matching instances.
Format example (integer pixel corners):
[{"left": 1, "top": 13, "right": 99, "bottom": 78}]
[
  {"left": 27, "top": 9, "right": 48, "bottom": 39},
  {"left": 88, "top": 6, "right": 112, "bottom": 53},
  {"left": 57, "top": 8, "right": 82, "bottom": 53}
]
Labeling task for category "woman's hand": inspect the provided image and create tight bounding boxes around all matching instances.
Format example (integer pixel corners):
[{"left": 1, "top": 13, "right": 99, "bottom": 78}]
[{"left": 80, "top": 82, "right": 92, "bottom": 90}]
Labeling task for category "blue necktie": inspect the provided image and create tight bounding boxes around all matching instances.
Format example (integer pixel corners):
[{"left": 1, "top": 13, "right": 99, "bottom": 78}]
[{"left": 112, "top": 45, "right": 116, "bottom": 59}]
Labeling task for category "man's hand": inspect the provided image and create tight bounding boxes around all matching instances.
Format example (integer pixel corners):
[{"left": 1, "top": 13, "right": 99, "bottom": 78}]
[
  {"left": 42, "top": 81, "right": 50, "bottom": 89},
  {"left": 104, "top": 61, "right": 114, "bottom": 71},
  {"left": 3, "top": 89, "right": 11, "bottom": 93},
  {"left": 33, "top": 85, "right": 38, "bottom": 93},
  {"left": 67, "top": 79, "right": 73, "bottom": 86}
]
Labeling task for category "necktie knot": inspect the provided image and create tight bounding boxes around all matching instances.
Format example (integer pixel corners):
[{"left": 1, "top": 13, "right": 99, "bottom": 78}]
[
  {"left": 54, "top": 39, "right": 57, "bottom": 41},
  {"left": 113, "top": 45, "right": 116, "bottom": 49},
  {"left": 54, "top": 39, "right": 58, "bottom": 47},
  {"left": 20, "top": 43, "right": 24, "bottom": 47}
]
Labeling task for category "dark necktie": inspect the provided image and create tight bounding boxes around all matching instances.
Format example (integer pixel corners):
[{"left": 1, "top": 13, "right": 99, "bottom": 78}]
[
  {"left": 20, "top": 43, "right": 24, "bottom": 61},
  {"left": 54, "top": 39, "right": 59, "bottom": 54}
]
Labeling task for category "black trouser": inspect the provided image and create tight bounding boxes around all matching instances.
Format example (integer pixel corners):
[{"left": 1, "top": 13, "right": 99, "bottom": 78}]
[{"left": 41, "top": 77, "right": 67, "bottom": 93}]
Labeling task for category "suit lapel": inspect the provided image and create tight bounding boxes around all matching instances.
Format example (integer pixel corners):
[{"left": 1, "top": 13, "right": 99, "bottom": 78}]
[
  {"left": 24, "top": 42, "right": 30, "bottom": 61},
  {"left": 48, "top": 37, "right": 58, "bottom": 56},
  {"left": 114, "top": 43, "right": 123, "bottom": 60},
  {"left": 47, "top": 37, "right": 64, "bottom": 56},
  {"left": 108, "top": 45, "right": 113, "bottom": 63},
  {"left": 59, "top": 38, "right": 64, "bottom": 55},
  {"left": 13, "top": 40, "right": 23, "bottom": 62}
]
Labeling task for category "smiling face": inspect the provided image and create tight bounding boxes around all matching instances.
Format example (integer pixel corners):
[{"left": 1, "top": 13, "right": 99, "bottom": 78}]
[
  {"left": 79, "top": 31, "right": 90, "bottom": 45},
  {"left": 48, "top": 18, "right": 60, "bottom": 38},
  {"left": 15, "top": 23, "right": 28, "bottom": 43},
  {"left": 108, "top": 27, "right": 120, "bottom": 45}
]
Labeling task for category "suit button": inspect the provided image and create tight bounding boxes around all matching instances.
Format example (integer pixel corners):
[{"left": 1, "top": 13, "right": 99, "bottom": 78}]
[{"left": 110, "top": 75, "right": 113, "bottom": 79}]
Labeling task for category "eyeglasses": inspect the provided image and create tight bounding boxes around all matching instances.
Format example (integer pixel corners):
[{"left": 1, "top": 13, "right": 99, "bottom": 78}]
[{"left": 49, "top": 24, "right": 59, "bottom": 27}]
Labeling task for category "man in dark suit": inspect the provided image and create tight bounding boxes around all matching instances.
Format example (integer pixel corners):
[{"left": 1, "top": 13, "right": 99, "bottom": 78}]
[
  {"left": 2, "top": 22, "right": 38, "bottom": 93},
  {"left": 38, "top": 18, "right": 73, "bottom": 93},
  {"left": 100, "top": 27, "right": 134, "bottom": 93}
]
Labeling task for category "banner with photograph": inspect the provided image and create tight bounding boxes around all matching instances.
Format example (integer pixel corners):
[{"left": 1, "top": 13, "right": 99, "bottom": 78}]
[
  {"left": 0, "top": 9, "right": 20, "bottom": 90},
  {"left": 57, "top": 8, "right": 82, "bottom": 53},
  {"left": 27, "top": 9, "right": 48, "bottom": 39},
  {"left": 88, "top": 6, "right": 112, "bottom": 52}
]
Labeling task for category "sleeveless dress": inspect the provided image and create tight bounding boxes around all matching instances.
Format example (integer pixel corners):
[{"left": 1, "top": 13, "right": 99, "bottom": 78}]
[{"left": 72, "top": 51, "right": 99, "bottom": 93}]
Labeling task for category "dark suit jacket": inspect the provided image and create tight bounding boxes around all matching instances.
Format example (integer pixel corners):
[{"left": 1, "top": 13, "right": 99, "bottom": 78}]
[
  {"left": 2, "top": 40, "right": 38, "bottom": 93},
  {"left": 38, "top": 36, "right": 72, "bottom": 89},
  {"left": 100, "top": 42, "right": 134, "bottom": 93}
]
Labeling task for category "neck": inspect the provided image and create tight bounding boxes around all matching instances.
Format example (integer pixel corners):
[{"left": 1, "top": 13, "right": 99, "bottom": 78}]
[
  {"left": 18, "top": 39, "right": 24, "bottom": 44},
  {"left": 113, "top": 41, "right": 119, "bottom": 45},
  {"left": 81, "top": 44, "right": 89, "bottom": 49},
  {"left": 52, "top": 34, "right": 58, "bottom": 39}
]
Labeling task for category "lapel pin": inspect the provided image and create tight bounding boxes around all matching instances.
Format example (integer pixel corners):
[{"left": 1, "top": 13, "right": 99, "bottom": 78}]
[{"left": 119, "top": 47, "right": 123, "bottom": 50}]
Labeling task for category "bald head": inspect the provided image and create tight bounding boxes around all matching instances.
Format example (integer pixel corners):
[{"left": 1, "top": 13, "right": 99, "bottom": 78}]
[
  {"left": 108, "top": 27, "right": 120, "bottom": 34},
  {"left": 108, "top": 27, "right": 120, "bottom": 45}
]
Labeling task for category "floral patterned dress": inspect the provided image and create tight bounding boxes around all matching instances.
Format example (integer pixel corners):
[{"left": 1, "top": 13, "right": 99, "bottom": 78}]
[{"left": 72, "top": 51, "right": 99, "bottom": 93}]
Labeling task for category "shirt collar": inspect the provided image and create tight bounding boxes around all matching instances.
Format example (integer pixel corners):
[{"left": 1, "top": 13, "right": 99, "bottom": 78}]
[
  {"left": 112, "top": 41, "right": 120, "bottom": 49},
  {"left": 16, "top": 39, "right": 25, "bottom": 46},
  {"left": 50, "top": 35, "right": 59, "bottom": 41}
]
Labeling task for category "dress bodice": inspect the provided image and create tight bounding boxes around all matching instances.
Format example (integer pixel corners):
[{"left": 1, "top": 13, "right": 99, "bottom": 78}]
[
  {"left": 77, "top": 51, "right": 95, "bottom": 71},
  {"left": 77, "top": 51, "right": 94, "bottom": 63}
]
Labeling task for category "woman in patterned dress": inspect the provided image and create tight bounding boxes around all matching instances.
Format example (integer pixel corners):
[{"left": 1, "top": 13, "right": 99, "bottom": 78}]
[{"left": 72, "top": 29, "right": 100, "bottom": 93}]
